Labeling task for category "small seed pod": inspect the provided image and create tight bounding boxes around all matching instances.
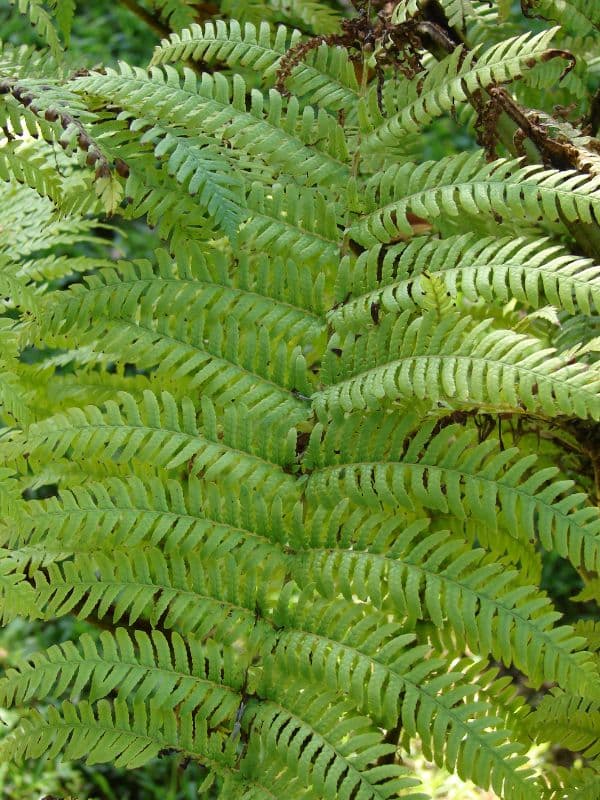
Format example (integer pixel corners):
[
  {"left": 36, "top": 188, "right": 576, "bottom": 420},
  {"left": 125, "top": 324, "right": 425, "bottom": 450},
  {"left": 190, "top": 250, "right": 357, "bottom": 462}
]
[
  {"left": 59, "top": 112, "right": 71, "bottom": 128},
  {"left": 86, "top": 149, "right": 100, "bottom": 167},
  {"left": 12, "top": 86, "right": 23, "bottom": 100},
  {"left": 95, "top": 162, "right": 111, "bottom": 179},
  {"left": 20, "top": 94, "right": 33, "bottom": 107},
  {"left": 114, "top": 157, "right": 130, "bottom": 178},
  {"left": 77, "top": 132, "right": 91, "bottom": 151},
  {"left": 0, "top": 81, "right": 12, "bottom": 95},
  {"left": 44, "top": 108, "right": 59, "bottom": 122}
]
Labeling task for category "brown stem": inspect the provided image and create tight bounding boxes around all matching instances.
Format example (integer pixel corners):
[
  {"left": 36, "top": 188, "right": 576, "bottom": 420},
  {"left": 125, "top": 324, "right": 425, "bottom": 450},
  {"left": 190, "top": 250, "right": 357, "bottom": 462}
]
[
  {"left": 117, "top": 0, "right": 172, "bottom": 40},
  {"left": 414, "top": 11, "right": 600, "bottom": 261}
]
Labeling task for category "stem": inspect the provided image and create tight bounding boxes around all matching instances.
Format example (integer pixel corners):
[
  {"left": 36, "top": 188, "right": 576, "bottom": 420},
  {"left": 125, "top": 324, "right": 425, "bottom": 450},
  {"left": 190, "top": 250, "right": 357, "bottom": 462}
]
[
  {"left": 415, "top": 12, "right": 600, "bottom": 261},
  {"left": 117, "top": 0, "right": 172, "bottom": 40}
]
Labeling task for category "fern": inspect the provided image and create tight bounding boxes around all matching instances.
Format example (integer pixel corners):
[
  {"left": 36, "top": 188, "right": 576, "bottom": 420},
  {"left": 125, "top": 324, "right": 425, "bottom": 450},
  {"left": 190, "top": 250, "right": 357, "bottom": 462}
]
[{"left": 1, "top": 0, "right": 600, "bottom": 798}]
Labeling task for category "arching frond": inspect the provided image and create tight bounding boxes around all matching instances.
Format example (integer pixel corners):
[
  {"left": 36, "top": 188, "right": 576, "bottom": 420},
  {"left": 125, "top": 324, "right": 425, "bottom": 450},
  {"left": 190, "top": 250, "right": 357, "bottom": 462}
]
[
  {"left": 350, "top": 153, "right": 600, "bottom": 246},
  {"left": 306, "top": 414, "right": 600, "bottom": 574},
  {"left": 360, "top": 30, "right": 558, "bottom": 149},
  {"left": 332, "top": 235, "right": 600, "bottom": 333},
  {"left": 316, "top": 311, "right": 600, "bottom": 420},
  {"left": 150, "top": 21, "right": 359, "bottom": 111}
]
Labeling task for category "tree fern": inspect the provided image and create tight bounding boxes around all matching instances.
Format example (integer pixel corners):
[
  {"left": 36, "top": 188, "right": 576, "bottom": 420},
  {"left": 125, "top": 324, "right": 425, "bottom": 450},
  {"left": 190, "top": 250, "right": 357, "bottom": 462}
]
[{"left": 1, "top": 0, "right": 600, "bottom": 798}]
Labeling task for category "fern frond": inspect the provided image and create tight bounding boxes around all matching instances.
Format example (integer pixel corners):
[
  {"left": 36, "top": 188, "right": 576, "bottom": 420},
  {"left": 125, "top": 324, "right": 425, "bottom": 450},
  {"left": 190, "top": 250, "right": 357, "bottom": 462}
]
[
  {"left": 529, "top": 692, "right": 600, "bottom": 758},
  {"left": 0, "top": 320, "right": 32, "bottom": 426},
  {"left": 0, "top": 140, "right": 62, "bottom": 205},
  {"left": 2, "top": 391, "right": 300, "bottom": 497},
  {"left": 360, "top": 30, "right": 558, "bottom": 150},
  {"left": 0, "top": 628, "right": 245, "bottom": 718},
  {"left": 272, "top": 602, "right": 538, "bottom": 798},
  {"left": 0, "top": 41, "right": 60, "bottom": 80},
  {"left": 50, "top": 0, "right": 76, "bottom": 45},
  {"left": 438, "top": 0, "right": 477, "bottom": 28},
  {"left": 530, "top": 0, "right": 600, "bottom": 35},
  {"left": 150, "top": 21, "right": 359, "bottom": 111},
  {"left": 71, "top": 66, "right": 350, "bottom": 188},
  {"left": 290, "top": 511, "right": 599, "bottom": 697},
  {"left": 0, "top": 550, "right": 39, "bottom": 622},
  {"left": 306, "top": 414, "right": 600, "bottom": 574},
  {"left": 29, "top": 548, "right": 279, "bottom": 642},
  {"left": 241, "top": 182, "right": 340, "bottom": 265},
  {"left": 35, "top": 264, "right": 316, "bottom": 413},
  {"left": 350, "top": 152, "right": 600, "bottom": 246},
  {"left": 8, "top": 0, "right": 63, "bottom": 57},
  {"left": 0, "top": 698, "right": 178, "bottom": 768},
  {"left": 9, "top": 476, "right": 289, "bottom": 565},
  {"left": 248, "top": 686, "right": 425, "bottom": 800},
  {"left": 151, "top": 0, "right": 197, "bottom": 31},
  {"left": 221, "top": 0, "right": 342, "bottom": 34},
  {"left": 316, "top": 310, "right": 600, "bottom": 420},
  {"left": 146, "top": 133, "right": 247, "bottom": 239},
  {"left": 332, "top": 235, "right": 600, "bottom": 333}
]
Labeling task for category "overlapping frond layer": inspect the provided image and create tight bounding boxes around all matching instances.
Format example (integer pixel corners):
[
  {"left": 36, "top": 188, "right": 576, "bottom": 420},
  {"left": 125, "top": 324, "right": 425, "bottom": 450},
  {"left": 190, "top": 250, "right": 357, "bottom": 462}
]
[
  {"left": 306, "top": 414, "right": 600, "bottom": 574},
  {"left": 270, "top": 595, "right": 544, "bottom": 798},
  {"left": 290, "top": 517, "right": 599, "bottom": 697},
  {"left": 150, "top": 21, "right": 359, "bottom": 111},
  {"left": 361, "top": 30, "right": 558, "bottom": 149},
  {"left": 5, "top": 476, "right": 289, "bottom": 566},
  {"left": 350, "top": 153, "right": 600, "bottom": 245},
  {"left": 532, "top": 0, "right": 600, "bottom": 34},
  {"left": 7, "top": 0, "right": 63, "bottom": 57},
  {"left": 317, "top": 311, "right": 600, "bottom": 419},
  {"left": 1, "top": 1, "right": 600, "bottom": 797},
  {"left": 529, "top": 693, "right": 600, "bottom": 759},
  {"left": 71, "top": 66, "right": 350, "bottom": 188},
  {"left": 1, "top": 390, "right": 300, "bottom": 499},
  {"left": 332, "top": 235, "right": 600, "bottom": 331}
]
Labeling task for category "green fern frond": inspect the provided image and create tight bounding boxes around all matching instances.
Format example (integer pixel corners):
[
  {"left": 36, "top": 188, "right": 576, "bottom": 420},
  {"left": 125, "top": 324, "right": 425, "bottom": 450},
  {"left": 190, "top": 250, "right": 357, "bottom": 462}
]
[
  {"left": 0, "top": 699, "right": 173, "bottom": 768},
  {"left": 49, "top": 0, "right": 75, "bottom": 45},
  {"left": 290, "top": 513, "right": 599, "bottom": 697},
  {"left": 29, "top": 548, "right": 279, "bottom": 641},
  {"left": 147, "top": 133, "right": 247, "bottom": 238},
  {"left": 0, "top": 550, "right": 40, "bottom": 622},
  {"left": 221, "top": 0, "right": 342, "bottom": 34},
  {"left": 150, "top": 20, "right": 359, "bottom": 111},
  {"left": 306, "top": 415, "right": 600, "bottom": 574},
  {"left": 0, "top": 183, "right": 105, "bottom": 258},
  {"left": 8, "top": 475, "right": 289, "bottom": 564},
  {"left": 316, "top": 310, "right": 600, "bottom": 420},
  {"left": 438, "top": 0, "right": 477, "bottom": 28},
  {"left": 1, "top": 391, "right": 300, "bottom": 497},
  {"left": 71, "top": 66, "right": 350, "bottom": 188},
  {"left": 360, "top": 30, "right": 558, "bottom": 150},
  {"left": 529, "top": 692, "right": 600, "bottom": 759},
  {"left": 248, "top": 685, "right": 425, "bottom": 800},
  {"left": 272, "top": 606, "right": 537, "bottom": 798},
  {"left": 0, "top": 140, "right": 62, "bottom": 205},
  {"left": 332, "top": 235, "right": 600, "bottom": 333},
  {"left": 151, "top": 0, "right": 197, "bottom": 31},
  {"left": 241, "top": 182, "right": 340, "bottom": 265},
  {"left": 0, "top": 41, "right": 59, "bottom": 80},
  {"left": 0, "top": 628, "right": 245, "bottom": 716},
  {"left": 8, "top": 0, "right": 63, "bottom": 57},
  {"left": 529, "top": 0, "right": 600, "bottom": 35},
  {"left": 2, "top": 2, "right": 600, "bottom": 795},
  {"left": 351, "top": 152, "right": 600, "bottom": 246},
  {"left": 34, "top": 257, "right": 317, "bottom": 412},
  {"left": 0, "top": 321, "right": 31, "bottom": 426}
]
